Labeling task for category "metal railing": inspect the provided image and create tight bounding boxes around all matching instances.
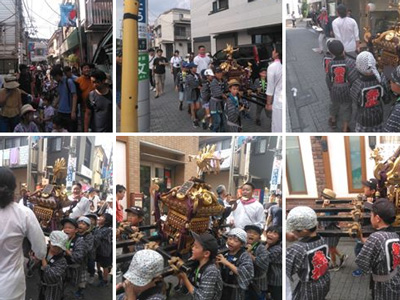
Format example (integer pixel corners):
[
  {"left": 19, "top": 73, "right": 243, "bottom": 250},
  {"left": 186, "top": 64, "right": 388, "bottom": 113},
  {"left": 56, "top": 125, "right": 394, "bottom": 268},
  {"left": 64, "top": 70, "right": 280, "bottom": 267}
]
[{"left": 85, "top": 0, "right": 112, "bottom": 29}]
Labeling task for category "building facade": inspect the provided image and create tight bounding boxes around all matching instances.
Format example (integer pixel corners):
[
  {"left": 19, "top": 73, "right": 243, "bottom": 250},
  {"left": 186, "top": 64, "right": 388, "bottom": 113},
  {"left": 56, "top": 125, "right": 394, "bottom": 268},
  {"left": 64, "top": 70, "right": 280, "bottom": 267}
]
[
  {"left": 0, "top": 0, "right": 25, "bottom": 74},
  {"left": 285, "top": 136, "right": 400, "bottom": 209},
  {"left": 190, "top": 0, "right": 282, "bottom": 54},
  {"left": 200, "top": 136, "right": 282, "bottom": 203},
  {"left": 116, "top": 136, "right": 199, "bottom": 224},
  {"left": 153, "top": 9, "right": 191, "bottom": 59}
]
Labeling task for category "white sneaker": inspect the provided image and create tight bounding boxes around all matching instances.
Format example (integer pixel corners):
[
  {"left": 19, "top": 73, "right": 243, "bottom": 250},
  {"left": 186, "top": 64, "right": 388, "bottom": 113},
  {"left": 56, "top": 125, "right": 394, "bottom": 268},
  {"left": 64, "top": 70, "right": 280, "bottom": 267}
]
[{"left": 312, "top": 48, "right": 323, "bottom": 54}]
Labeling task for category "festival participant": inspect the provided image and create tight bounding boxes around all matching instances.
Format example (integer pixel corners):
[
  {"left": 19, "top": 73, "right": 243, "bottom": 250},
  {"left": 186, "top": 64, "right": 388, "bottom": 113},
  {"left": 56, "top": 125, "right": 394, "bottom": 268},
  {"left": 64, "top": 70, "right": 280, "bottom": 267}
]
[
  {"left": 216, "top": 228, "right": 254, "bottom": 300},
  {"left": 325, "top": 39, "right": 358, "bottom": 132},
  {"left": 200, "top": 69, "right": 214, "bottom": 130},
  {"left": 355, "top": 199, "right": 400, "bottom": 300},
  {"left": 184, "top": 62, "right": 201, "bottom": 128},
  {"left": 230, "top": 182, "right": 265, "bottom": 230},
  {"left": 244, "top": 225, "right": 269, "bottom": 300},
  {"left": 0, "top": 167, "right": 47, "bottom": 300},
  {"left": 94, "top": 213, "right": 113, "bottom": 287},
  {"left": 225, "top": 79, "right": 244, "bottom": 132},
  {"left": 265, "top": 44, "right": 282, "bottom": 132},
  {"left": 77, "top": 216, "right": 94, "bottom": 291},
  {"left": 175, "top": 62, "right": 188, "bottom": 111},
  {"left": 286, "top": 206, "right": 330, "bottom": 300},
  {"left": 194, "top": 45, "right": 211, "bottom": 75},
  {"left": 253, "top": 68, "right": 269, "bottom": 126},
  {"left": 265, "top": 226, "right": 283, "bottom": 300},
  {"left": 69, "top": 183, "right": 91, "bottom": 219},
  {"left": 123, "top": 250, "right": 166, "bottom": 300},
  {"left": 384, "top": 65, "right": 400, "bottom": 132},
  {"left": 39, "top": 231, "right": 69, "bottom": 300},
  {"left": 61, "top": 218, "right": 86, "bottom": 298},
  {"left": 332, "top": 4, "right": 360, "bottom": 55},
  {"left": 209, "top": 68, "right": 227, "bottom": 132},
  {"left": 350, "top": 51, "right": 390, "bottom": 132},
  {"left": 174, "top": 232, "right": 223, "bottom": 300}
]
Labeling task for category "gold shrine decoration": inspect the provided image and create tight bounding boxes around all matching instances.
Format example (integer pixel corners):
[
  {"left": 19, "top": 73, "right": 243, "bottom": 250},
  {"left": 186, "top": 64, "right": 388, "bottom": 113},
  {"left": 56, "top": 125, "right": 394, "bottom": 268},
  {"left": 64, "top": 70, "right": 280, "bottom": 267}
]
[
  {"left": 188, "top": 144, "right": 224, "bottom": 177},
  {"left": 52, "top": 158, "right": 67, "bottom": 183}
]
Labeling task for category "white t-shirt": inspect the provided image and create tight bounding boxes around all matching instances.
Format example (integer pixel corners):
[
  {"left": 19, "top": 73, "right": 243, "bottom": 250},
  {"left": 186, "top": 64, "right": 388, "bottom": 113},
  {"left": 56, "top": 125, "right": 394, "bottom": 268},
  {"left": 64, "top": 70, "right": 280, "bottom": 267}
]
[
  {"left": 0, "top": 202, "right": 46, "bottom": 300},
  {"left": 70, "top": 196, "right": 91, "bottom": 219},
  {"left": 90, "top": 195, "right": 100, "bottom": 213},
  {"left": 266, "top": 60, "right": 283, "bottom": 110},
  {"left": 170, "top": 56, "right": 183, "bottom": 68},
  {"left": 149, "top": 55, "right": 155, "bottom": 69},
  {"left": 193, "top": 55, "right": 211, "bottom": 74},
  {"left": 230, "top": 199, "right": 265, "bottom": 229},
  {"left": 332, "top": 17, "right": 359, "bottom": 53}
]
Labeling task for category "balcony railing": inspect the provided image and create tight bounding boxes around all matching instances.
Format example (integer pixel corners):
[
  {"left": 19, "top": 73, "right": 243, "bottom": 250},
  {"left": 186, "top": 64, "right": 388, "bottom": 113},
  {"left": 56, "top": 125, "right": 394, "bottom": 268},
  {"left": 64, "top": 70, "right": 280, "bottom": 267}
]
[
  {"left": 175, "top": 34, "right": 190, "bottom": 41},
  {"left": 85, "top": 0, "right": 112, "bottom": 30}
]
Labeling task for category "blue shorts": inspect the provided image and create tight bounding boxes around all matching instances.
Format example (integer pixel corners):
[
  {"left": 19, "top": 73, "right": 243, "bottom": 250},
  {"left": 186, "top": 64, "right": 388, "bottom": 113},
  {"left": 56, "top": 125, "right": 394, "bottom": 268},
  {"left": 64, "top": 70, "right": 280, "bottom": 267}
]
[{"left": 186, "top": 98, "right": 199, "bottom": 104}]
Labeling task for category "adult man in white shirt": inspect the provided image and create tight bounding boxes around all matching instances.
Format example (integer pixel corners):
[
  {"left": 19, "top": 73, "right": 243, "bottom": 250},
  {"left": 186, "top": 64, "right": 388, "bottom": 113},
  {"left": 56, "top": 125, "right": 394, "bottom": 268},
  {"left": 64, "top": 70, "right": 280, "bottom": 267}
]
[
  {"left": 0, "top": 167, "right": 46, "bottom": 300},
  {"left": 332, "top": 4, "right": 360, "bottom": 54},
  {"left": 148, "top": 48, "right": 156, "bottom": 91},
  {"left": 170, "top": 50, "right": 183, "bottom": 83},
  {"left": 69, "top": 183, "right": 91, "bottom": 219},
  {"left": 266, "top": 44, "right": 283, "bottom": 132},
  {"left": 193, "top": 45, "right": 211, "bottom": 75},
  {"left": 229, "top": 182, "right": 265, "bottom": 230}
]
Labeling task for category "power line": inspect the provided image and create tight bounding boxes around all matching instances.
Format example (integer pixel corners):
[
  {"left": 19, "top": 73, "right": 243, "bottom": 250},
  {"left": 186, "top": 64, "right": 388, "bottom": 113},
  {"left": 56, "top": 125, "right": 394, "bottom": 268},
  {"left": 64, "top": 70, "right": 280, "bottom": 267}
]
[
  {"left": 44, "top": 0, "right": 61, "bottom": 16},
  {"left": 0, "top": 13, "right": 17, "bottom": 24},
  {"left": 0, "top": 2, "right": 14, "bottom": 15}
]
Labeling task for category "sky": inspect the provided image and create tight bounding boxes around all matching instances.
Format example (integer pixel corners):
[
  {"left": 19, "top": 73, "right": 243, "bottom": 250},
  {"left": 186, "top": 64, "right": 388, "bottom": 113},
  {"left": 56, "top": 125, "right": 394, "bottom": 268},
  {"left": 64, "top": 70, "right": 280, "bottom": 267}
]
[
  {"left": 95, "top": 137, "right": 113, "bottom": 161},
  {"left": 116, "top": 0, "right": 191, "bottom": 38},
  {"left": 21, "top": 0, "right": 86, "bottom": 40}
]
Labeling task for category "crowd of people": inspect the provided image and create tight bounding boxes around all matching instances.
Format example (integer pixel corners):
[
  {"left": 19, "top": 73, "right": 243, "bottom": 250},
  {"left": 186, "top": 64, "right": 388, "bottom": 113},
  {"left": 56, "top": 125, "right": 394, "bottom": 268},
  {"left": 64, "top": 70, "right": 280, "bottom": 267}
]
[
  {"left": 0, "top": 167, "right": 113, "bottom": 300},
  {"left": 286, "top": 180, "right": 400, "bottom": 300},
  {"left": 143, "top": 44, "right": 282, "bottom": 132},
  {"left": 0, "top": 62, "right": 112, "bottom": 132},
  {"left": 116, "top": 182, "right": 283, "bottom": 300},
  {"left": 306, "top": 4, "right": 400, "bottom": 132}
]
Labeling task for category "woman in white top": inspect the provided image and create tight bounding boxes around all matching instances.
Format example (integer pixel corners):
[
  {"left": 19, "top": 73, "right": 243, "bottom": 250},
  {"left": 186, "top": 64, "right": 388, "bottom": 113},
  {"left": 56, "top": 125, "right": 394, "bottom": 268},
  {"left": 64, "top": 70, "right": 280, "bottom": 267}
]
[{"left": 0, "top": 167, "right": 47, "bottom": 300}]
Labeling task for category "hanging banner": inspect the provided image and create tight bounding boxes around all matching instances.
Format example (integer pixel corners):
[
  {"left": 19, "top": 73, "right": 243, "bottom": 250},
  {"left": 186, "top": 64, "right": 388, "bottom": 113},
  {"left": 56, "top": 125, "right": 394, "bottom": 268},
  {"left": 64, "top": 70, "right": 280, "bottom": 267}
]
[{"left": 60, "top": 4, "right": 77, "bottom": 27}]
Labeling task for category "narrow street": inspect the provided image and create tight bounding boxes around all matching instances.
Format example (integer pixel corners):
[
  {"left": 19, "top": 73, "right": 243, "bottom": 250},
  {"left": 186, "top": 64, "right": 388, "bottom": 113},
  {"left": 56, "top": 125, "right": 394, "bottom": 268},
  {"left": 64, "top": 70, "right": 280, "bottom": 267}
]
[
  {"left": 117, "top": 71, "right": 272, "bottom": 132},
  {"left": 286, "top": 20, "right": 392, "bottom": 132}
]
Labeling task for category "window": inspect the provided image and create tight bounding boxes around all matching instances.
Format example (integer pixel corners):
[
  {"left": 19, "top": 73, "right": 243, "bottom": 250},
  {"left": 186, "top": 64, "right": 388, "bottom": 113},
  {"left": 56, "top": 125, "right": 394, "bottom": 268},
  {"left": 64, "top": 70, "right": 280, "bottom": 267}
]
[
  {"left": 5, "top": 138, "right": 15, "bottom": 149},
  {"left": 345, "top": 137, "right": 366, "bottom": 193},
  {"left": 286, "top": 136, "right": 307, "bottom": 194},
  {"left": 174, "top": 26, "right": 186, "bottom": 37},
  {"left": 84, "top": 139, "right": 92, "bottom": 168},
  {"left": 211, "top": 0, "right": 229, "bottom": 13},
  {"left": 50, "top": 137, "right": 62, "bottom": 152}
]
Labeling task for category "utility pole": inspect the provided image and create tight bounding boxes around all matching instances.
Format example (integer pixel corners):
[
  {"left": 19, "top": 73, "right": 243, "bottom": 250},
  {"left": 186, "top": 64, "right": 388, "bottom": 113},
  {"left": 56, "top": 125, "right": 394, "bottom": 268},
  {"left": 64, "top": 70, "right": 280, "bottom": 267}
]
[
  {"left": 76, "top": 0, "right": 84, "bottom": 64},
  {"left": 121, "top": 0, "right": 139, "bottom": 132},
  {"left": 228, "top": 136, "right": 236, "bottom": 195}
]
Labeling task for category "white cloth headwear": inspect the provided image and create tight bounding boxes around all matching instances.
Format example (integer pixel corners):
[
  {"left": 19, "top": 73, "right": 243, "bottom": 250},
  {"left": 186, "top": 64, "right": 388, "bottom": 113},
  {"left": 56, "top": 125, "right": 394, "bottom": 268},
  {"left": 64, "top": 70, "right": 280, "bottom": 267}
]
[
  {"left": 286, "top": 206, "right": 318, "bottom": 232},
  {"left": 356, "top": 51, "right": 381, "bottom": 83}
]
